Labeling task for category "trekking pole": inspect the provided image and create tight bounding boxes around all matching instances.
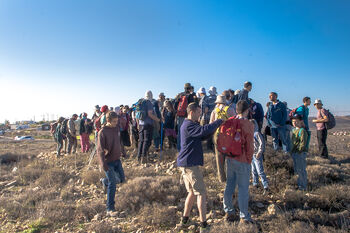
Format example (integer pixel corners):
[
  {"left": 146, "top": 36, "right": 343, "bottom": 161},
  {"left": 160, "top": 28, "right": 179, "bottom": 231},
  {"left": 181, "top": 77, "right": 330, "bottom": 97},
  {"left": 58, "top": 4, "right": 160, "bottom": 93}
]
[
  {"left": 88, "top": 146, "right": 96, "bottom": 167},
  {"left": 159, "top": 121, "right": 164, "bottom": 161}
]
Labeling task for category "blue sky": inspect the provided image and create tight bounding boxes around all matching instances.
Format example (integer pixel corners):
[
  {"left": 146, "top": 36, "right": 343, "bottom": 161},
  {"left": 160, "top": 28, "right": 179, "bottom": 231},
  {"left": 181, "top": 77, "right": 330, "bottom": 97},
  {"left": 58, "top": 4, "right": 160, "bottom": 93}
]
[{"left": 0, "top": 0, "right": 349, "bottom": 122}]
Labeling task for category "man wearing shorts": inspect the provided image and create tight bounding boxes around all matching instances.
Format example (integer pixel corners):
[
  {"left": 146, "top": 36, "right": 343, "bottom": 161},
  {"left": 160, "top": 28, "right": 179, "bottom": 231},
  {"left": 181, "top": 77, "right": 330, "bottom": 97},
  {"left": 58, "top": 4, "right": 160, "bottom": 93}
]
[{"left": 176, "top": 103, "right": 223, "bottom": 232}]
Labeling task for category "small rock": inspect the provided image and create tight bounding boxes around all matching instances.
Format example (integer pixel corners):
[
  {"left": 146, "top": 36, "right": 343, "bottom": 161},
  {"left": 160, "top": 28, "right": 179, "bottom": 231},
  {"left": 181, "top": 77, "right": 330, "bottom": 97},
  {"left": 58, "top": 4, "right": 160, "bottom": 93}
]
[
  {"left": 267, "top": 204, "right": 281, "bottom": 215},
  {"left": 188, "top": 225, "right": 196, "bottom": 230},
  {"left": 256, "top": 202, "right": 264, "bottom": 208},
  {"left": 32, "top": 186, "right": 40, "bottom": 192},
  {"left": 12, "top": 167, "right": 18, "bottom": 173},
  {"left": 92, "top": 213, "right": 101, "bottom": 221}
]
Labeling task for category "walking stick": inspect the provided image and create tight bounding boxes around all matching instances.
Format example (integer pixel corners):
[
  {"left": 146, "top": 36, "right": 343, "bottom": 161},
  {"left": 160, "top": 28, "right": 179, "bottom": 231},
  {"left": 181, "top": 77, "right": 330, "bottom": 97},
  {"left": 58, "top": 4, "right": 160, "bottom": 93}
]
[
  {"left": 88, "top": 145, "right": 96, "bottom": 167},
  {"left": 159, "top": 121, "right": 164, "bottom": 161}
]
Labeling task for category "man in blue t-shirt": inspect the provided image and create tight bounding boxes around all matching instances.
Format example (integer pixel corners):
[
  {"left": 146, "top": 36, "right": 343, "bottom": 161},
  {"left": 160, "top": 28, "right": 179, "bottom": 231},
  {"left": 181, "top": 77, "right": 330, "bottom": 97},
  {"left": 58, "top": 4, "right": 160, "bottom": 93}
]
[{"left": 176, "top": 103, "right": 223, "bottom": 232}]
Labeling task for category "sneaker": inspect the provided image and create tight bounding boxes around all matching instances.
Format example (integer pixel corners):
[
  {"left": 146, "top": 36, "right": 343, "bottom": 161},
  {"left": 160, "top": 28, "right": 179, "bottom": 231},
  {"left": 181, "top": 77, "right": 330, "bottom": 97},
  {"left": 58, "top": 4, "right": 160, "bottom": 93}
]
[
  {"left": 106, "top": 210, "right": 118, "bottom": 217},
  {"left": 225, "top": 213, "right": 237, "bottom": 222},
  {"left": 199, "top": 225, "right": 210, "bottom": 233},
  {"left": 100, "top": 178, "right": 107, "bottom": 194}
]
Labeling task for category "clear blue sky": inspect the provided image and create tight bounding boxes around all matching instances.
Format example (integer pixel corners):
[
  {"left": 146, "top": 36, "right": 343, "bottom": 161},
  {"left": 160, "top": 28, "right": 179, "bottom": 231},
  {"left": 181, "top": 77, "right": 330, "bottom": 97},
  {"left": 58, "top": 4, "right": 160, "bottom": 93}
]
[{"left": 1, "top": 0, "right": 350, "bottom": 122}]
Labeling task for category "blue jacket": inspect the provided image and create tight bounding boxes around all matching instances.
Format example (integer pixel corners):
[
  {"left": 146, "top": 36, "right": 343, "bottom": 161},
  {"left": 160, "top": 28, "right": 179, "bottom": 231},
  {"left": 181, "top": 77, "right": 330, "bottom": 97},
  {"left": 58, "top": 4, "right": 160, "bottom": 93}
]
[
  {"left": 252, "top": 102, "right": 264, "bottom": 123},
  {"left": 177, "top": 119, "right": 223, "bottom": 167},
  {"left": 267, "top": 101, "right": 287, "bottom": 128}
]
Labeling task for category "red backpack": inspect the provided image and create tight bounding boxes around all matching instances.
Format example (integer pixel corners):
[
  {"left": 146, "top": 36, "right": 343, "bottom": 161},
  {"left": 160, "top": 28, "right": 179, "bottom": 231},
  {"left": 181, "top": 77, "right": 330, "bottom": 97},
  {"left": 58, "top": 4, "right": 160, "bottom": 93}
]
[
  {"left": 94, "top": 115, "right": 103, "bottom": 132},
  {"left": 217, "top": 116, "right": 245, "bottom": 157},
  {"left": 177, "top": 95, "right": 188, "bottom": 117}
]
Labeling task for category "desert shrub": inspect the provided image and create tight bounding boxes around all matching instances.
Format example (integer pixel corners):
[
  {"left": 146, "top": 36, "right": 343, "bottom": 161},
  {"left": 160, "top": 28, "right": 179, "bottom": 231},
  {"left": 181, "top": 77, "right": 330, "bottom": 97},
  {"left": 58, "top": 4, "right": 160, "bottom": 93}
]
[
  {"left": 209, "top": 221, "right": 258, "bottom": 233},
  {"left": 0, "top": 153, "right": 24, "bottom": 164},
  {"left": 307, "top": 164, "right": 344, "bottom": 187},
  {"left": 261, "top": 211, "right": 293, "bottom": 232},
  {"left": 124, "top": 165, "right": 160, "bottom": 180},
  {"left": 36, "top": 167, "right": 70, "bottom": 187},
  {"left": 81, "top": 169, "right": 102, "bottom": 185},
  {"left": 284, "top": 221, "right": 316, "bottom": 233},
  {"left": 85, "top": 222, "right": 122, "bottom": 233},
  {"left": 138, "top": 203, "right": 178, "bottom": 228},
  {"left": 293, "top": 208, "right": 350, "bottom": 229},
  {"left": 314, "top": 185, "right": 350, "bottom": 210},
  {"left": 60, "top": 185, "right": 76, "bottom": 200},
  {"left": 36, "top": 201, "right": 75, "bottom": 225},
  {"left": 0, "top": 189, "right": 59, "bottom": 220},
  {"left": 0, "top": 197, "right": 25, "bottom": 219},
  {"left": 75, "top": 201, "right": 105, "bottom": 222},
  {"left": 17, "top": 160, "right": 49, "bottom": 184},
  {"left": 282, "top": 189, "right": 307, "bottom": 209},
  {"left": 115, "top": 176, "right": 186, "bottom": 213}
]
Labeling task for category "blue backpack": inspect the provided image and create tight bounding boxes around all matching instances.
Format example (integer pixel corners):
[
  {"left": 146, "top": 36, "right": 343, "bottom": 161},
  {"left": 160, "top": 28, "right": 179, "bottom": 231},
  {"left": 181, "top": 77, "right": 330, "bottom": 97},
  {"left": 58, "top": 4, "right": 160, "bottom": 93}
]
[{"left": 135, "top": 99, "right": 148, "bottom": 121}]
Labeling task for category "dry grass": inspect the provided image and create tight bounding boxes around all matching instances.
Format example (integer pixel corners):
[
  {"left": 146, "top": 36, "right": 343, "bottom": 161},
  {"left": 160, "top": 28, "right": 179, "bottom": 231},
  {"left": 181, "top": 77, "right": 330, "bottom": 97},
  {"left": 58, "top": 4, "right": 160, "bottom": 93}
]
[
  {"left": 36, "top": 167, "right": 71, "bottom": 187},
  {"left": 209, "top": 222, "right": 259, "bottom": 233},
  {"left": 115, "top": 176, "right": 186, "bottom": 213},
  {"left": 138, "top": 203, "right": 178, "bottom": 228},
  {"left": 81, "top": 168, "right": 102, "bottom": 185}
]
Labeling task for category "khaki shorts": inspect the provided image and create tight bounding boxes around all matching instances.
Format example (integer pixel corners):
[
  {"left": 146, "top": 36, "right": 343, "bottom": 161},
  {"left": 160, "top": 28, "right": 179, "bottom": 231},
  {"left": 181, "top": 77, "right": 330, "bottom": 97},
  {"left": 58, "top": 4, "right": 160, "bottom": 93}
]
[{"left": 179, "top": 166, "right": 206, "bottom": 195}]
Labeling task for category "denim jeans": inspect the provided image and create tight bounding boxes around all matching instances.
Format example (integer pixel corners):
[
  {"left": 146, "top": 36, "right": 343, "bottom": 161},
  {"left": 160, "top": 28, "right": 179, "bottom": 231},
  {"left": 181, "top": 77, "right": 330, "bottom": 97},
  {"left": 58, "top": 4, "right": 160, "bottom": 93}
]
[
  {"left": 285, "top": 129, "right": 291, "bottom": 152},
  {"left": 176, "top": 116, "right": 185, "bottom": 151},
  {"left": 104, "top": 159, "right": 125, "bottom": 211},
  {"left": 251, "top": 154, "right": 268, "bottom": 189},
  {"left": 137, "top": 124, "right": 153, "bottom": 160},
  {"left": 223, "top": 158, "right": 251, "bottom": 220},
  {"left": 291, "top": 152, "right": 307, "bottom": 191},
  {"left": 271, "top": 126, "right": 288, "bottom": 152}
]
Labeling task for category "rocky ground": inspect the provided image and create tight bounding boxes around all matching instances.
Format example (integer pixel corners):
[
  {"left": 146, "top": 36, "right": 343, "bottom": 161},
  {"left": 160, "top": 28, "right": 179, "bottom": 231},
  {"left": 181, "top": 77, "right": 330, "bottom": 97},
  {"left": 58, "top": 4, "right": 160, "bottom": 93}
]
[{"left": 0, "top": 131, "right": 350, "bottom": 233}]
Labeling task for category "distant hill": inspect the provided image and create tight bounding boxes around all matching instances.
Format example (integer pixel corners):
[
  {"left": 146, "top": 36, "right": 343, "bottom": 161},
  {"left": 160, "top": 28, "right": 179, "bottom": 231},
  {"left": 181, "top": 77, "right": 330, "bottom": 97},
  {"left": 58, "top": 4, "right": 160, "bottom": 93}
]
[{"left": 309, "top": 115, "right": 350, "bottom": 130}]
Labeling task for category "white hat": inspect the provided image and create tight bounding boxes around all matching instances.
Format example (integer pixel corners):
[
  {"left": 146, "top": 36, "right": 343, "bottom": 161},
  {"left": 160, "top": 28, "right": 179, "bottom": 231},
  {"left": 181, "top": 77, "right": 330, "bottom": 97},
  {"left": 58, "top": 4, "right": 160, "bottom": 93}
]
[
  {"left": 234, "top": 89, "right": 241, "bottom": 95},
  {"left": 209, "top": 86, "right": 217, "bottom": 95},
  {"left": 215, "top": 95, "right": 226, "bottom": 104},
  {"left": 198, "top": 87, "right": 206, "bottom": 94},
  {"left": 314, "top": 99, "right": 323, "bottom": 105}
]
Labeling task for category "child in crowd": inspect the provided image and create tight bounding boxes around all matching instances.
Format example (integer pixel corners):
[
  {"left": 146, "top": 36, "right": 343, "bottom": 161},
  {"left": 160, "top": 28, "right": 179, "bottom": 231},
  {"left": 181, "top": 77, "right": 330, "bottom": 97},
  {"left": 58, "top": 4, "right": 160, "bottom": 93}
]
[
  {"left": 250, "top": 119, "right": 269, "bottom": 194},
  {"left": 291, "top": 114, "right": 308, "bottom": 191}
]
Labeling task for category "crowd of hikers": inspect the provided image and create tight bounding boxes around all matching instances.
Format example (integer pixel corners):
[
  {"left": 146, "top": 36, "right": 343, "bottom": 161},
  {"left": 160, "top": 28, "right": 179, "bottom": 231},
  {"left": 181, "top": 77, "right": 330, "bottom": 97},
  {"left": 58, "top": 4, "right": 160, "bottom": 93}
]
[{"left": 50, "top": 81, "right": 336, "bottom": 232}]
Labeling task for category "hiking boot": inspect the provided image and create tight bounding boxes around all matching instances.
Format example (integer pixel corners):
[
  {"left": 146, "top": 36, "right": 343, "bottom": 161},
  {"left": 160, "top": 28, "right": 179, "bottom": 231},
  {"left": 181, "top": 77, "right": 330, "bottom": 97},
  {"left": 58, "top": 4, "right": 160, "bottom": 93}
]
[
  {"left": 239, "top": 218, "right": 254, "bottom": 225},
  {"left": 225, "top": 213, "right": 237, "bottom": 222},
  {"left": 199, "top": 225, "right": 210, "bottom": 233},
  {"left": 106, "top": 210, "right": 118, "bottom": 217},
  {"left": 100, "top": 178, "right": 107, "bottom": 194},
  {"left": 175, "top": 217, "right": 192, "bottom": 230}
]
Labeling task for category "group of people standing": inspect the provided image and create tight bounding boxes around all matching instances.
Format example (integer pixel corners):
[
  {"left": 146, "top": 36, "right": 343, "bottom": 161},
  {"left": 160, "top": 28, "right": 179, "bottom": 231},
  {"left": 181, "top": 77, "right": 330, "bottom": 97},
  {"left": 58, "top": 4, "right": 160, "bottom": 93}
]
[{"left": 51, "top": 81, "right": 333, "bottom": 232}]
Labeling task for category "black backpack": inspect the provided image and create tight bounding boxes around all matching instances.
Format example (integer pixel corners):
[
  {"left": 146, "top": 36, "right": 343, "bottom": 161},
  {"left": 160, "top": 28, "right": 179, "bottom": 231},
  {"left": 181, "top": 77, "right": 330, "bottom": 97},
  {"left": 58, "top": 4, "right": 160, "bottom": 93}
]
[{"left": 61, "top": 119, "right": 68, "bottom": 135}]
